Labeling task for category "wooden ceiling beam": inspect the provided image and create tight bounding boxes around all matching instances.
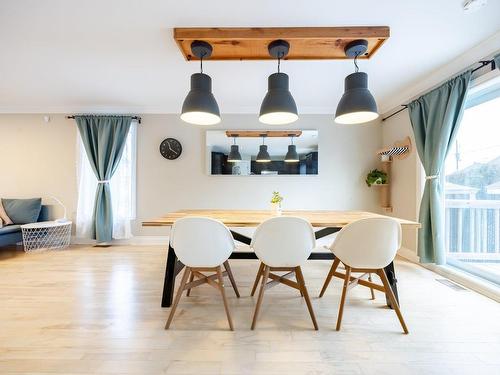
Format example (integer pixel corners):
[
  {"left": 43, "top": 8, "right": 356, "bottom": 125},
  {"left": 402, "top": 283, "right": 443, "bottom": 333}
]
[
  {"left": 174, "top": 26, "right": 389, "bottom": 61},
  {"left": 225, "top": 130, "right": 303, "bottom": 138}
]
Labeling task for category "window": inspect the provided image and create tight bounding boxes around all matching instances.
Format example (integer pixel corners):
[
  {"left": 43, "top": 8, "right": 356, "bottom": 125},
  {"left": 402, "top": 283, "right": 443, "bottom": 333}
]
[
  {"left": 444, "top": 72, "right": 500, "bottom": 285},
  {"left": 75, "top": 122, "right": 137, "bottom": 240}
]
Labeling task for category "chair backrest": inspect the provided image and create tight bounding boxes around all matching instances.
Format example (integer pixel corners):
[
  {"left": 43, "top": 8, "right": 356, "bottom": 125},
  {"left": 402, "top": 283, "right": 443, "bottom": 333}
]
[
  {"left": 330, "top": 217, "right": 401, "bottom": 269},
  {"left": 251, "top": 216, "right": 316, "bottom": 267},
  {"left": 170, "top": 217, "right": 235, "bottom": 267}
]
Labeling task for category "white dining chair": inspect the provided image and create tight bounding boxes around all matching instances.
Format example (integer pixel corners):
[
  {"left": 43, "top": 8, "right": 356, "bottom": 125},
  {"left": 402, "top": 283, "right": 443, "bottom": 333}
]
[
  {"left": 165, "top": 217, "right": 240, "bottom": 330},
  {"left": 250, "top": 216, "right": 318, "bottom": 330},
  {"left": 318, "top": 217, "right": 408, "bottom": 333}
]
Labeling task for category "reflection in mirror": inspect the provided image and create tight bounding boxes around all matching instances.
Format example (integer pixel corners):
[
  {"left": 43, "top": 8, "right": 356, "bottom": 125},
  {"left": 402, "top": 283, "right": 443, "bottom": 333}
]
[{"left": 206, "top": 130, "right": 318, "bottom": 175}]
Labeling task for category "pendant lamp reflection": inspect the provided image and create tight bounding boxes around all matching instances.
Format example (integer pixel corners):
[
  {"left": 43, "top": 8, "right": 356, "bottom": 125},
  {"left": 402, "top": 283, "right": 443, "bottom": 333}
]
[
  {"left": 284, "top": 135, "right": 299, "bottom": 162},
  {"left": 259, "top": 40, "right": 298, "bottom": 125},
  {"left": 256, "top": 136, "right": 271, "bottom": 163},
  {"left": 181, "top": 41, "right": 221, "bottom": 125},
  {"left": 335, "top": 40, "right": 379, "bottom": 125},
  {"left": 227, "top": 137, "right": 242, "bottom": 162}
]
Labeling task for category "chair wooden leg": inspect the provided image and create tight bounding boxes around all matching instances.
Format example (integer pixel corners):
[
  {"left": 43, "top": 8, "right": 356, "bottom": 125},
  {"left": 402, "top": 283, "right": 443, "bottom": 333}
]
[
  {"left": 186, "top": 272, "right": 195, "bottom": 296},
  {"left": 368, "top": 273, "right": 375, "bottom": 300},
  {"left": 336, "top": 265, "right": 351, "bottom": 331},
  {"left": 165, "top": 267, "right": 191, "bottom": 329},
  {"left": 250, "top": 262, "right": 264, "bottom": 297},
  {"left": 251, "top": 265, "right": 270, "bottom": 330},
  {"left": 223, "top": 261, "right": 240, "bottom": 298},
  {"left": 216, "top": 266, "right": 234, "bottom": 331},
  {"left": 295, "top": 266, "right": 318, "bottom": 330},
  {"left": 319, "top": 258, "right": 340, "bottom": 297},
  {"left": 377, "top": 269, "right": 409, "bottom": 334}
]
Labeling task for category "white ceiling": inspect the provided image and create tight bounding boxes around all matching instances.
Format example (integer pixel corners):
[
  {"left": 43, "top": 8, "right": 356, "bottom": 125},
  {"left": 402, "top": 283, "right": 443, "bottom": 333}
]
[{"left": 0, "top": 0, "right": 499, "bottom": 115}]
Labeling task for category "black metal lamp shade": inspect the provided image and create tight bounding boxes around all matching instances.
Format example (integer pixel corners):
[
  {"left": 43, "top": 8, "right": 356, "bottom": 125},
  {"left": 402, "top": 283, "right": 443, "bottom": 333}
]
[
  {"left": 259, "top": 72, "right": 298, "bottom": 125},
  {"left": 227, "top": 145, "right": 242, "bottom": 162},
  {"left": 284, "top": 144, "right": 299, "bottom": 162},
  {"left": 181, "top": 73, "right": 221, "bottom": 125},
  {"left": 256, "top": 144, "right": 271, "bottom": 163},
  {"left": 335, "top": 72, "right": 379, "bottom": 124}
]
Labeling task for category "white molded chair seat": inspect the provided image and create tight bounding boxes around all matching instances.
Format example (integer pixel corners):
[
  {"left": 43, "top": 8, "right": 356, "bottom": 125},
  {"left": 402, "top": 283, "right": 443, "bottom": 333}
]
[
  {"left": 319, "top": 217, "right": 408, "bottom": 333},
  {"left": 165, "top": 217, "right": 239, "bottom": 330},
  {"left": 250, "top": 216, "right": 318, "bottom": 330}
]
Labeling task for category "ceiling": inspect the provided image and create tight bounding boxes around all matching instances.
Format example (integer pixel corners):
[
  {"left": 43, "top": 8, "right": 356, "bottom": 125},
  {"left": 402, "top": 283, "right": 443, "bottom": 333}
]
[{"left": 0, "top": 0, "right": 499, "bottom": 115}]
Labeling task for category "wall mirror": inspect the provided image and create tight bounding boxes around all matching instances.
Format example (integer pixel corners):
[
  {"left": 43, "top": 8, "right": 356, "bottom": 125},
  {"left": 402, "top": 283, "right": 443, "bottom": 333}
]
[{"left": 206, "top": 130, "right": 318, "bottom": 176}]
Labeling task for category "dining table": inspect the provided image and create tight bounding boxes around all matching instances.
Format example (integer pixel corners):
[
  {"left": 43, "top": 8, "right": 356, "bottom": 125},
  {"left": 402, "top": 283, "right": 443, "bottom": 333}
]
[{"left": 142, "top": 209, "right": 421, "bottom": 308}]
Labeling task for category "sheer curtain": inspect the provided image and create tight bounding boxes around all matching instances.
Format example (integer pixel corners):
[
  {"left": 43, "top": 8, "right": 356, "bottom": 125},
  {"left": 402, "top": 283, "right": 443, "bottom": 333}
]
[{"left": 76, "top": 122, "right": 137, "bottom": 240}]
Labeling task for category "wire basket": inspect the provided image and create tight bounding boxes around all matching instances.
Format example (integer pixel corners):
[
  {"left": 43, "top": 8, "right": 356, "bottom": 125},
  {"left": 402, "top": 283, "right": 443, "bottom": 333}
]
[{"left": 21, "top": 221, "right": 72, "bottom": 252}]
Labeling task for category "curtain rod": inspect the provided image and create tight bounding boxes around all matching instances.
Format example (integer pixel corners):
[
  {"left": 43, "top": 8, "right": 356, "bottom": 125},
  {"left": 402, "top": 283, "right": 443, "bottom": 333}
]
[
  {"left": 381, "top": 58, "right": 496, "bottom": 122},
  {"left": 66, "top": 115, "right": 142, "bottom": 124}
]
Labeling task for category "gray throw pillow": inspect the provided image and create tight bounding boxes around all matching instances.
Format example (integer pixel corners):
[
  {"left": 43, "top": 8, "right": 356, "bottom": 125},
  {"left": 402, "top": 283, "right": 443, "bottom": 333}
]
[{"left": 1, "top": 198, "right": 42, "bottom": 224}]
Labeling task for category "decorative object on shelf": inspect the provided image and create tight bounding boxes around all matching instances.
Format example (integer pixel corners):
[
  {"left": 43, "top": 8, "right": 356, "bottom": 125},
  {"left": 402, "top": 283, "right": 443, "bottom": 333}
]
[
  {"left": 365, "top": 169, "right": 388, "bottom": 187},
  {"left": 259, "top": 40, "right": 298, "bottom": 125},
  {"left": 256, "top": 135, "right": 271, "bottom": 163},
  {"left": 377, "top": 136, "right": 412, "bottom": 160},
  {"left": 180, "top": 41, "right": 221, "bottom": 125},
  {"left": 160, "top": 138, "right": 182, "bottom": 160},
  {"left": 48, "top": 196, "right": 70, "bottom": 223},
  {"left": 285, "top": 135, "right": 299, "bottom": 163},
  {"left": 270, "top": 191, "right": 284, "bottom": 215},
  {"left": 227, "top": 136, "right": 242, "bottom": 162},
  {"left": 335, "top": 40, "right": 379, "bottom": 124},
  {"left": 21, "top": 221, "right": 72, "bottom": 252}
]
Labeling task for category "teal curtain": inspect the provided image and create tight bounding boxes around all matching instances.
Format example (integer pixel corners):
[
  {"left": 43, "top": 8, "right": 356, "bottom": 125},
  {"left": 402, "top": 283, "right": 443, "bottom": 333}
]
[
  {"left": 76, "top": 115, "right": 132, "bottom": 243},
  {"left": 408, "top": 71, "right": 472, "bottom": 264}
]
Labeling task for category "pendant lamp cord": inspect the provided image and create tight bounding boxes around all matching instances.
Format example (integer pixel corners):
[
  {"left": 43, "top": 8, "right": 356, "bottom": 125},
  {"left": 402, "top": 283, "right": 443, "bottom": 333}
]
[
  {"left": 277, "top": 51, "right": 285, "bottom": 73},
  {"left": 290, "top": 135, "right": 294, "bottom": 145},
  {"left": 353, "top": 52, "right": 360, "bottom": 73},
  {"left": 200, "top": 53, "right": 206, "bottom": 74}
]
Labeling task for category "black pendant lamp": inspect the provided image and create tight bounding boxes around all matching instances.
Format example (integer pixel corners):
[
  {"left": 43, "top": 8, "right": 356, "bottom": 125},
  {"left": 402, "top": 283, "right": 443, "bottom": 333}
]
[
  {"left": 181, "top": 41, "right": 221, "bottom": 125},
  {"left": 256, "top": 136, "right": 271, "bottom": 163},
  {"left": 284, "top": 135, "right": 299, "bottom": 163},
  {"left": 259, "top": 40, "right": 298, "bottom": 125},
  {"left": 227, "top": 136, "right": 242, "bottom": 162},
  {"left": 335, "top": 40, "right": 379, "bottom": 125}
]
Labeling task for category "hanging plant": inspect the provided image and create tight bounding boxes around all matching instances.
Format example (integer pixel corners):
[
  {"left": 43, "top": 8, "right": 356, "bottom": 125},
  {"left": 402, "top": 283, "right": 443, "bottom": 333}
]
[{"left": 366, "top": 169, "right": 388, "bottom": 187}]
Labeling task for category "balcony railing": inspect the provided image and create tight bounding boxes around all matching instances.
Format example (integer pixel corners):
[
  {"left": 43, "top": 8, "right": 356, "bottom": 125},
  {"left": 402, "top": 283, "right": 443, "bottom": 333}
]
[{"left": 445, "top": 199, "right": 500, "bottom": 260}]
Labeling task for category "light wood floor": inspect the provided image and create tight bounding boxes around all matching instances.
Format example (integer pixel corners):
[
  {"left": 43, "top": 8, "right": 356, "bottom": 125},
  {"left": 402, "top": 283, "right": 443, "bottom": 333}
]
[{"left": 1, "top": 245, "right": 500, "bottom": 375}]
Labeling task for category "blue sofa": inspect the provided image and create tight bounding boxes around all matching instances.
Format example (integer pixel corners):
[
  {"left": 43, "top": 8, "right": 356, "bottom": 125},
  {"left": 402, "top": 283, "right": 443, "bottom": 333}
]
[{"left": 0, "top": 205, "right": 49, "bottom": 247}]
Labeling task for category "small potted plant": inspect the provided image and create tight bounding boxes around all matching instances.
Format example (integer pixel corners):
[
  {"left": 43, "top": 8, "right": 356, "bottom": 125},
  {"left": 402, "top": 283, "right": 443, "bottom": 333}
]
[
  {"left": 365, "top": 169, "right": 388, "bottom": 187},
  {"left": 270, "top": 191, "right": 284, "bottom": 215}
]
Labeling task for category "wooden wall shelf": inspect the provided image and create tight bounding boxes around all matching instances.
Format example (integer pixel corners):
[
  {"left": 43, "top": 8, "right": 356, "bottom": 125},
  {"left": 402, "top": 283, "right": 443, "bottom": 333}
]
[{"left": 174, "top": 27, "right": 390, "bottom": 61}]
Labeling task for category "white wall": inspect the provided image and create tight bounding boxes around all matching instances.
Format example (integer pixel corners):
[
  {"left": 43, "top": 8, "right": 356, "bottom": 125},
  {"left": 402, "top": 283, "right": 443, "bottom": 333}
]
[
  {"left": 0, "top": 114, "right": 78, "bottom": 221},
  {"left": 1, "top": 114, "right": 382, "bottom": 237},
  {"left": 380, "top": 112, "right": 421, "bottom": 258}
]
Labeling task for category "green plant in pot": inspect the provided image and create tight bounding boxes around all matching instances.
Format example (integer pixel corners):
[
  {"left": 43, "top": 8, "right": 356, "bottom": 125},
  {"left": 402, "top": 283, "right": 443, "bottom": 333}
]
[{"left": 366, "top": 169, "right": 388, "bottom": 187}]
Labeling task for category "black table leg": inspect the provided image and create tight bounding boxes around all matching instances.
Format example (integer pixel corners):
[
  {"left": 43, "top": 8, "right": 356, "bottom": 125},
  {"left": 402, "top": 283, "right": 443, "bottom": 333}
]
[
  {"left": 161, "top": 244, "right": 177, "bottom": 308},
  {"left": 383, "top": 261, "right": 399, "bottom": 308}
]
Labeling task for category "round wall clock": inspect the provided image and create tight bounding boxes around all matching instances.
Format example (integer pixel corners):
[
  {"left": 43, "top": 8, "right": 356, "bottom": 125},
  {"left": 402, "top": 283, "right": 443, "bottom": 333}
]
[{"left": 159, "top": 138, "right": 182, "bottom": 160}]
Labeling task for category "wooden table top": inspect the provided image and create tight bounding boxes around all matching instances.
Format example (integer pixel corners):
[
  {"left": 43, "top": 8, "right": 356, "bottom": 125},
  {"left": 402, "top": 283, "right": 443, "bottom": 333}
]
[{"left": 142, "top": 210, "right": 420, "bottom": 228}]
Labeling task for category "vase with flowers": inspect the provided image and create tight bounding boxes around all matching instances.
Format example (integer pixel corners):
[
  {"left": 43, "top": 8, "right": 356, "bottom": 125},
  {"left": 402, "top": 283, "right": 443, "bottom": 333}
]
[{"left": 270, "top": 191, "right": 284, "bottom": 215}]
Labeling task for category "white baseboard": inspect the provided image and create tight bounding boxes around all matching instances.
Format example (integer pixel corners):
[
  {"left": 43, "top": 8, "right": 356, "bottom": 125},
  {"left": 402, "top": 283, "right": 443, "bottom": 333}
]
[
  {"left": 72, "top": 235, "right": 169, "bottom": 246},
  {"left": 397, "top": 247, "right": 420, "bottom": 263}
]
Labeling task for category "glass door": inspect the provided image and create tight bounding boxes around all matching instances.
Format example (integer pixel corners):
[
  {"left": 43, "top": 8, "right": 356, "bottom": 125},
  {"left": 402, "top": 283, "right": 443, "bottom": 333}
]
[{"left": 444, "top": 72, "right": 500, "bottom": 285}]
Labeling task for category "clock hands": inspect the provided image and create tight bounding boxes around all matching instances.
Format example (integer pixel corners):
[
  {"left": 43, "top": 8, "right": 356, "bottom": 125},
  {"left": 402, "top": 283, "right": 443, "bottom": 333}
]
[{"left": 167, "top": 143, "right": 178, "bottom": 155}]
